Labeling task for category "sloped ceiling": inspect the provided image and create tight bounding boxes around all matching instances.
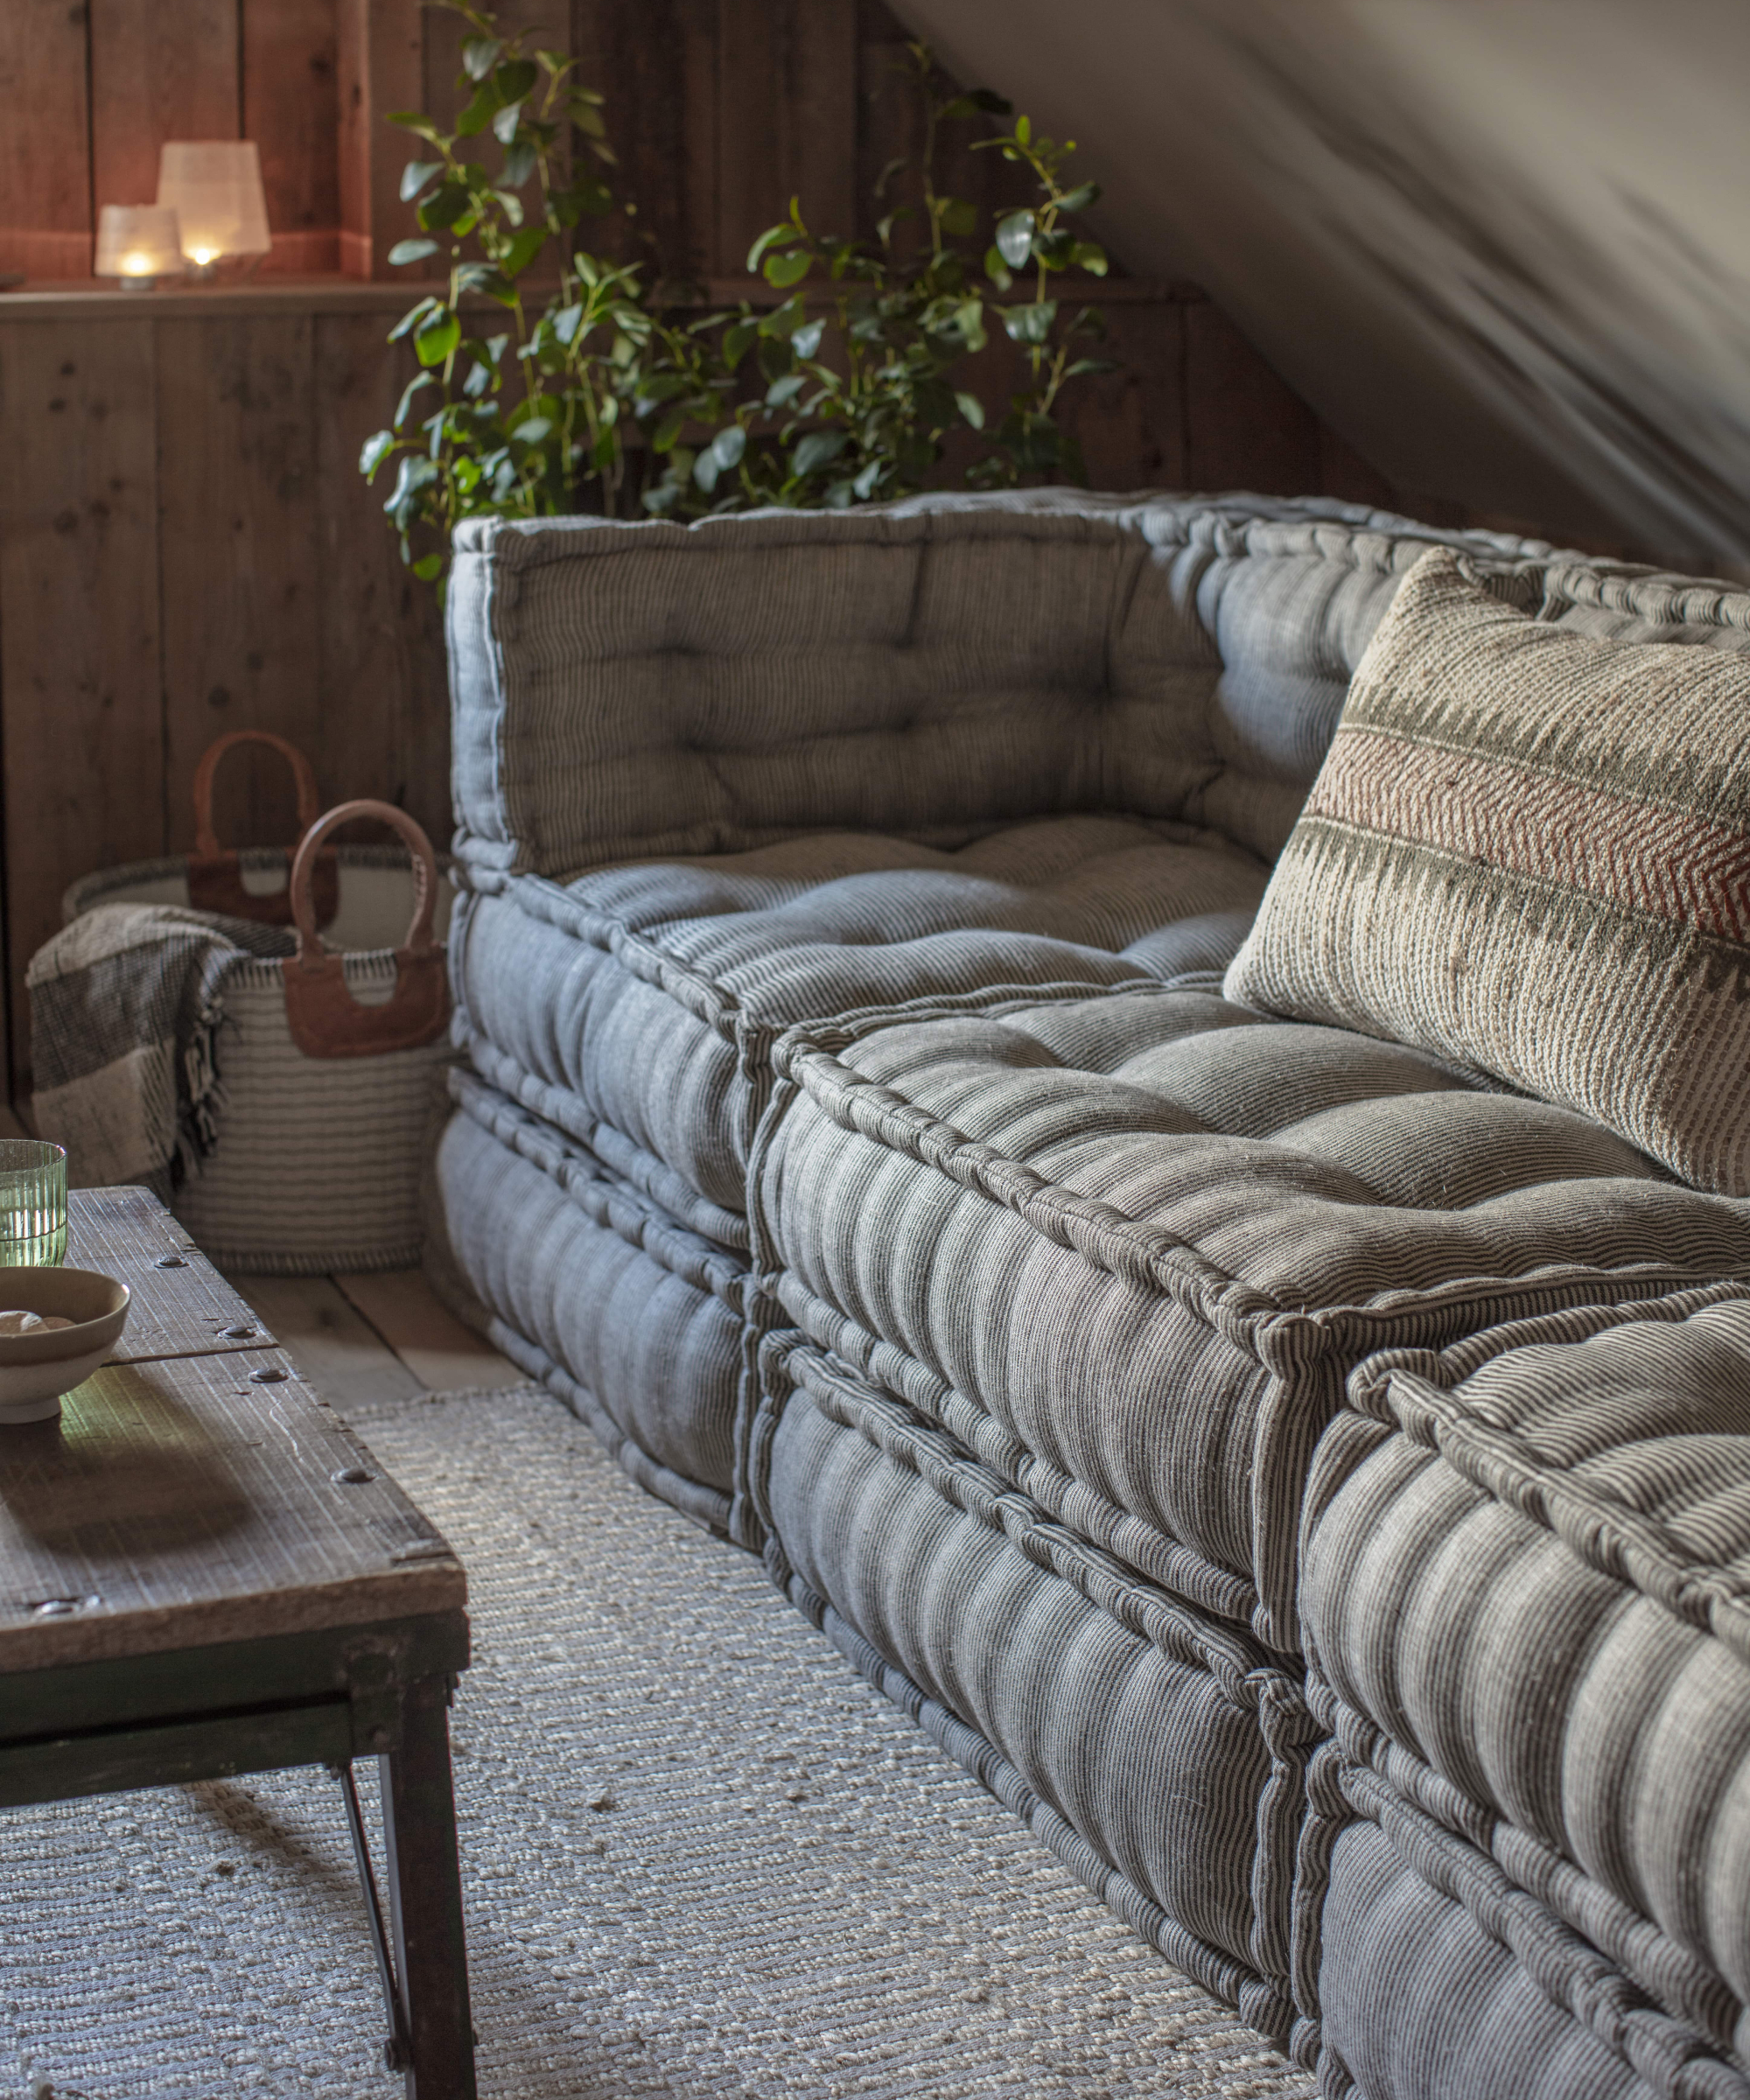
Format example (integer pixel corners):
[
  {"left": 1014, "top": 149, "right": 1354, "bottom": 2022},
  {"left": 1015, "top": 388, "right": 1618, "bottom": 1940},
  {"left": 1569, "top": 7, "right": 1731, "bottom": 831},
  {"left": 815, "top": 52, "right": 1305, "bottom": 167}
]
[{"left": 894, "top": 0, "right": 1750, "bottom": 568}]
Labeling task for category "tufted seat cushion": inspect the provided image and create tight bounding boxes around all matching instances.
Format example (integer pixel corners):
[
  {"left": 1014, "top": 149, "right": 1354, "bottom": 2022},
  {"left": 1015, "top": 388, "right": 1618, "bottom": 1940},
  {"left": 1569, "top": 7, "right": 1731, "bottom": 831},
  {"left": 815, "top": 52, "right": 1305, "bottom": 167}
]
[
  {"left": 1297, "top": 1285, "right": 1750, "bottom": 2096},
  {"left": 450, "top": 815, "right": 1270, "bottom": 1215},
  {"left": 750, "top": 987, "right": 1750, "bottom": 1653}
]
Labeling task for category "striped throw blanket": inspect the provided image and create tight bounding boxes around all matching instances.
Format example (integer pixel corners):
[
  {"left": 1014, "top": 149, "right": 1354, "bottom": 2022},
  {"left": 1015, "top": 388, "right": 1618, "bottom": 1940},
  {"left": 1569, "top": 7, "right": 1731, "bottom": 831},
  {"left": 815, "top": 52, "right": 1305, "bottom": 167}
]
[{"left": 29, "top": 905, "right": 293, "bottom": 1194}]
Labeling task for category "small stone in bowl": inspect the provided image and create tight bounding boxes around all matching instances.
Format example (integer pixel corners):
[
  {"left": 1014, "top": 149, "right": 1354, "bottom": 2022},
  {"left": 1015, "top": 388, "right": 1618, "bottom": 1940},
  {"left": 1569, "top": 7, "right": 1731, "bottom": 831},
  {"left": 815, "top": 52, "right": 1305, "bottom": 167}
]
[{"left": 0, "top": 1310, "right": 73, "bottom": 1335}]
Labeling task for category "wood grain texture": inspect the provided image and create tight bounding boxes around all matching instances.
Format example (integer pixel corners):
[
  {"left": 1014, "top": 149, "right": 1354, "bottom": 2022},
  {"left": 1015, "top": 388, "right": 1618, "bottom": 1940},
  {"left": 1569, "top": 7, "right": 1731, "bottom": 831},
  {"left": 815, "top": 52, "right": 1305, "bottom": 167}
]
[
  {"left": 243, "top": 0, "right": 342, "bottom": 266},
  {"left": 0, "top": 0, "right": 93, "bottom": 279},
  {"left": 717, "top": 0, "right": 858, "bottom": 275},
  {"left": 89, "top": 0, "right": 241, "bottom": 217},
  {"left": 230, "top": 1270, "right": 425, "bottom": 1407},
  {"left": 157, "top": 312, "right": 324, "bottom": 854},
  {"left": 1184, "top": 297, "right": 1323, "bottom": 496},
  {"left": 66, "top": 1186, "right": 281, "bottom": 1364},
  {"left": 0, "top": 319, "right": 163, "bottom": 1087},
  {"left": 0, "top": 1344, "right": 462, "bottom": 1671},
  {"left": 312, "top": 310, "right": 452, "bottom": 837},
  {"left": 336, "top": 0, "right": 425, "bottom": 279},
  {"left": 333, "top": 1269, "right": 522, "bottom": 1394}
]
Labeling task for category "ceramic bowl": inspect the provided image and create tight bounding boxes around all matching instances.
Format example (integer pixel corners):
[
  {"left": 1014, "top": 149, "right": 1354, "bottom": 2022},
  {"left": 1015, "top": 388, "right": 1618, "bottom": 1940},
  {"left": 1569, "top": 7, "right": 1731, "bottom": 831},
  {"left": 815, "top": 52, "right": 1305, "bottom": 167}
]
[{"left": 0, "top": 1269, "right": 130, "bottom": 1423}]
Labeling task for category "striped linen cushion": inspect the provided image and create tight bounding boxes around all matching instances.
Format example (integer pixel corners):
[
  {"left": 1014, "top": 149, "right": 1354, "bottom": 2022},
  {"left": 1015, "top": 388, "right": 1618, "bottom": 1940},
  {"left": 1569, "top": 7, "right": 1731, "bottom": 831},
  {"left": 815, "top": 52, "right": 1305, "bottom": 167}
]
[{"left": 1225, "top": 545, "right": 1750, "bottom": 1194}]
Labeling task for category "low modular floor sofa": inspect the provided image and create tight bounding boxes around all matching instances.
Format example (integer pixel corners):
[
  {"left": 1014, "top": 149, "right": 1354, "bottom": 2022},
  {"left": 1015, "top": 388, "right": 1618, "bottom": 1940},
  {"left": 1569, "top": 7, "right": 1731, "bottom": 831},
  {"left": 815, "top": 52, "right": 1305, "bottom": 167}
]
[{"left": 429, "top": 486, "right": 1750, "bottom": 2098}]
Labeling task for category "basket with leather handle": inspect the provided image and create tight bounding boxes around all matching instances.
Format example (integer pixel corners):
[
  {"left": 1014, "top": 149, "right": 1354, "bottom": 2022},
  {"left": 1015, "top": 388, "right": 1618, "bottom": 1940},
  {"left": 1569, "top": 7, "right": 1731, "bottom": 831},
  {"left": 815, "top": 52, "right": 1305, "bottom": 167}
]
[
  {"left": 186, "top": 730, "right": 339, "bottom": 928},
  {"left": 280, "top": 801, "right": 448, "bottom": 1058}
]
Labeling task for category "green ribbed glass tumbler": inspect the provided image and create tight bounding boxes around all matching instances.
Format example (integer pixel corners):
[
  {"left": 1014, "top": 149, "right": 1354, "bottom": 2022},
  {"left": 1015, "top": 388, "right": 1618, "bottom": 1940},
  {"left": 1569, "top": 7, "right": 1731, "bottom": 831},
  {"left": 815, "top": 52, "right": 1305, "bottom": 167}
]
[{"left": 0, "top": 1141, "right": 67, "bottom": 1265}]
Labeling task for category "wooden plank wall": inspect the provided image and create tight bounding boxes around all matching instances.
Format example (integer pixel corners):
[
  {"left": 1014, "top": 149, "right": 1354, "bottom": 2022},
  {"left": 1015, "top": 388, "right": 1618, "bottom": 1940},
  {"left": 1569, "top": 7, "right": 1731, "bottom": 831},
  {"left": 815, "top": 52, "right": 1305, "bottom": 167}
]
[
  {"left": 0, "top": 290, "right": 449, "bottom": 1088},
  {"left": 0, "top": 0, "right": 1402, "bottom": 1095}
]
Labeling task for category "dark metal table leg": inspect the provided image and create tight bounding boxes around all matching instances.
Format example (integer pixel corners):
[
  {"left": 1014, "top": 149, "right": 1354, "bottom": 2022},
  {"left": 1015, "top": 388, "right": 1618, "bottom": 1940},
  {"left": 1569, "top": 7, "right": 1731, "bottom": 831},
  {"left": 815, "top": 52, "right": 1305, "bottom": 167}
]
[{"left": 380, "top": 1673, "right": 477, "bottom": 2100}]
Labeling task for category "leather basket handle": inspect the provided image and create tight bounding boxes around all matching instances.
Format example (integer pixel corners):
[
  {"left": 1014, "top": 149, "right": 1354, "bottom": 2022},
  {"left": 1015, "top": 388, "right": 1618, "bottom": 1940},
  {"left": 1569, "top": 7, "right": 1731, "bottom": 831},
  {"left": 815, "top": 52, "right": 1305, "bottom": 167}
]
[
  {"left": 186, "top": 731, "right": 338, "bottom": 927},
  {"left": 280, "top": 800, "right": 449, "bottom": 1060}
]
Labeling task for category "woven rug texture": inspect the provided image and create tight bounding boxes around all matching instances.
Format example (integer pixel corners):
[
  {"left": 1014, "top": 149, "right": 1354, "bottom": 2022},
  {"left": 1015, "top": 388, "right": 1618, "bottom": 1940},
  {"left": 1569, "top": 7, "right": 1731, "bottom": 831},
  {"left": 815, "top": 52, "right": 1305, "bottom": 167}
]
[{"left": 1, "top": 1382, "right": 1314, "bottom": 2100}]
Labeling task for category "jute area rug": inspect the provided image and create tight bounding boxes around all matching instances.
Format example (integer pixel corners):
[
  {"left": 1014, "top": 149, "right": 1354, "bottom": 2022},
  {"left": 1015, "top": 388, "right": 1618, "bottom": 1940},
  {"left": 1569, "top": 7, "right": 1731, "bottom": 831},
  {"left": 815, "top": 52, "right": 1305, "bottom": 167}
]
[{"left": 2, "top": 1382, "right": 1314, "bottom": 2100}]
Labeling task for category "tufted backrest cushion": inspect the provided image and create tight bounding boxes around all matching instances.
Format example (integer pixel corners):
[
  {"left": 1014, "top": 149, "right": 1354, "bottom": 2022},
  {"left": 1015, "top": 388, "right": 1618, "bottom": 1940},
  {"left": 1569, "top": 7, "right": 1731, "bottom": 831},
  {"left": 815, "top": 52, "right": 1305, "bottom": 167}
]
[{"left": 446, "top": 489, "right": 1558, "bottom": 881}]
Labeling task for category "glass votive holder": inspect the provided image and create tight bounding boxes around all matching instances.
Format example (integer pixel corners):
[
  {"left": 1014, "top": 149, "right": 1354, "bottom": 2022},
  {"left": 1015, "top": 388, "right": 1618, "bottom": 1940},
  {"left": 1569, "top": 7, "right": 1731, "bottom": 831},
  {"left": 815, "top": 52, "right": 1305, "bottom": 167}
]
[{"left": 0, "top": 1142, "right": 67, "bottom": 1266}]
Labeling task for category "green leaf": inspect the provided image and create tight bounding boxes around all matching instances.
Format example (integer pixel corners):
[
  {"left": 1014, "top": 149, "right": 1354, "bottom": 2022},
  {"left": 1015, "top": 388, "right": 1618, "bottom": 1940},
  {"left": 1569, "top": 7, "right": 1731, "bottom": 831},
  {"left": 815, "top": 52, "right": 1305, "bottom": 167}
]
[
  {"left": 412, "top": 551, "right": 445, "bottom": 581},
  {"left": 418, "top": 183, "right": 472, "bottom": 231},
  {"left": 500, "top": 224, "right": 549, "bottom": 277},
  {"left": 414, "top": 308, "right": 461, "bottom": 366},
  {"left": 765, "top": 372, "right": 805, "bottom": 409},
  {"left": 359, "top": 430, "right": 396, "bottom": 477},
  {"left": 387, "top": 295, "right": 440, "bottom": 342},
  {"left": 790, "top": 318, "right": 825, "bottom": 360},
  {"left": 722, "top": 318, "right": 760, "bottom": 370},
  {"left": 710, "top": 424, "right": 746, "bottom": 471},
  {"left": 763, "top": 248, "right": 812, "bottom": 289},
  {"left": 455, "top": 82, "right": 499, "bottom": 137},
  {"left": 384, "top": 452, "right": 440, "bottom": 515},
  {"left": 995, "top": 210, "right": 1034, "bottom": 270},
  {"left": 394, "top": 373, "right": 434, "bottom": 425},
  {"left": 388, "top": 236, "right": 440, "bottom": 266},
  {"left": 852, "top": 458, "right": 885, "bottom": 500},
  {"left": 493, "top": 101, "right": 523, "bottom": 145},
  {"left": 399, "top": 161, "right": 442, "bottom": 204},
  {"left": 513, "top": 416, "right": 554, "bottom": 444},
  {"left": 501, "top": 138, "right": 537, "bottom": 187},
  {"left": 1055, "top": 182, "right": 1101, "bottom": 214},
  {"left": 1002, "top": 299, "right": 1057, "bottom": 345},
  {"left": 791, "top": 428, "right": 847, "bottom": 477},
  {"left": 954, "top": 298, "right": 987, "bottom": 354},
  {"left": 652, "top": 408, "right": 688, "bottom": 453},
  {"left": 1015, "top": 114, "right": 1032, "bottom": 144},
  {"left": 552, "top": 301, "right": 585, "bottom": 346},
  {"left": 461, "top": 36, "right": 502, "bottom": 82},
  {"left": 939, "top": 197, "right": 978, "bottom": 238},
  {"left": 954, "top": 390, "right": 985, "bottom": 431},
  {"left": 693, "top": 447, "right": 722, "bottom": 494},
  {"left": 498, "top": 60, "right": 539, "bottom": 102},
  {"left": 1072, "top": 241, "right": 1108, "bottom": 276},
  {"left": 1063, "top": 357, "right": 1118, "bottom": 378},
  {"left": 388, "top": 111, "right": 443, "bottom": 143},
  {"left": 983, "top": 246, "right": 1013, "bottom": 291}
]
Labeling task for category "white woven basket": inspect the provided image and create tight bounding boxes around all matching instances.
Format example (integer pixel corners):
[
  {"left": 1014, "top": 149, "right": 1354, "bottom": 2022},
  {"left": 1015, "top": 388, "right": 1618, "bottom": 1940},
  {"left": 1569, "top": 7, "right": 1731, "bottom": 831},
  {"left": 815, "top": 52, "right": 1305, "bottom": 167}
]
[{"left": 64, "top": 765, "right": 456, "bottom": 1275}]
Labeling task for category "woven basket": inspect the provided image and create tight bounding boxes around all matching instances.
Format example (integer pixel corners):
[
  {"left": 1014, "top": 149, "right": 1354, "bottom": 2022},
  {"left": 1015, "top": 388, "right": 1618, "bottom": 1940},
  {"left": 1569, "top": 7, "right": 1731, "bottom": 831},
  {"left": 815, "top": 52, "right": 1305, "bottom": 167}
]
[{"left": 62, "top": 733, "right": 455, "bottom": 1275}]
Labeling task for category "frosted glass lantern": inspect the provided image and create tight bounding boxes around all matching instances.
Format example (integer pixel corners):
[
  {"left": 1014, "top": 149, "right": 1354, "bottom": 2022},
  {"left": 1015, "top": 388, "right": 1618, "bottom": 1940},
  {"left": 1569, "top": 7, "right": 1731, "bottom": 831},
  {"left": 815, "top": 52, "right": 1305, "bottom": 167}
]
[
  {"left": 94, "top": 205, "right": 184, "bottom": 289},
  {"left": 156, "top": 141, "right": 271, "bottom": 272}
]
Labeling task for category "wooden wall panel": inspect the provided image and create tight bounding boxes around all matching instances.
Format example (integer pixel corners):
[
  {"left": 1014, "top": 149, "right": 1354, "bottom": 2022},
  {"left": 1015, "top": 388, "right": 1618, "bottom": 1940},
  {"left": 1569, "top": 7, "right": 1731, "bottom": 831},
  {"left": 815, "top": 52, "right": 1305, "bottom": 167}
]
[
  {"left": 571, "top": 0, "right": 718, "bottom": 284},
  {"left": 0, "top": 1, "right": 93, "bottom": 280},
  {"left": 157, "top": 315, "right": 324, "bottom": 856},
  {"left": 88, "top": 0, "right": 241, "bottom": 214},
  {"left": 0, "top": 321, "right": 164, "bottom": 1087},
  {"left": 336, "top": 0, "right": 425, "bottom": 279},
  {"left": 312, "top": 312, "right": 450, "bottom": 841},
  {"left": 1183, "top": 298, "right": 1323, "bottom": 496},
  {"left": 244, "top": 0, "right": 342, "bottom": 272},
  {"left": 717, "top": 0, "right": 859, "bottom": 276}
]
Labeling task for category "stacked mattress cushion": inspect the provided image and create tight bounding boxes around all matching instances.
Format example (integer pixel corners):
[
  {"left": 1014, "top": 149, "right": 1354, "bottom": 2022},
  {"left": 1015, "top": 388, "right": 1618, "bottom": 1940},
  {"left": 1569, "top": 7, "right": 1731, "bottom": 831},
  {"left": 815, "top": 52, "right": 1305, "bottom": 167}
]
[
  {"left": 1299, "top": 1287, "right": 1750, "bottom": 2100},
  {"left": 434, "top": 489, "right": 1555, "bottom": 1530},
  {"left": 745, "top": 986, "right": 1750, "bottom": 2053}
]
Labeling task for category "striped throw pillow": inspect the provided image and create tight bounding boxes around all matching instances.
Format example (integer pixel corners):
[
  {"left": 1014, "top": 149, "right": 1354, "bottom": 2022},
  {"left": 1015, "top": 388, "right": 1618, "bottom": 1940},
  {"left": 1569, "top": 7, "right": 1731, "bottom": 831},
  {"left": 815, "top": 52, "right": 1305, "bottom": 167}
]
[{"left": 1224, "top": 546, "right": 1750, "bottom": 1194}]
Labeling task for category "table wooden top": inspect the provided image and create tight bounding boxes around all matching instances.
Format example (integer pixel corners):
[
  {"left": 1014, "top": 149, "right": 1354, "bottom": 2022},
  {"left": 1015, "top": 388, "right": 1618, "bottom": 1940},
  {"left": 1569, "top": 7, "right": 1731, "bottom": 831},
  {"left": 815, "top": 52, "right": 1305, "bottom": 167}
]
[{"left": 0, "top": 1189, "right": 463, "bottom": 1672}]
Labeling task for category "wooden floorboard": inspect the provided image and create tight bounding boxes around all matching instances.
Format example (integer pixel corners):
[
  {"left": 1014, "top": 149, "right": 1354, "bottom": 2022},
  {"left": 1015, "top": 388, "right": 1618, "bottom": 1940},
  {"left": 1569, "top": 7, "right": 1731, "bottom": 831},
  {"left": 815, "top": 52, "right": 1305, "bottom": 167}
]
[
  {"left": 228, "top": 1271, "right": 424, "bottom": 1409},
  {"left": 333, "top": 1268, "right": 522, "bottom": 1394}
]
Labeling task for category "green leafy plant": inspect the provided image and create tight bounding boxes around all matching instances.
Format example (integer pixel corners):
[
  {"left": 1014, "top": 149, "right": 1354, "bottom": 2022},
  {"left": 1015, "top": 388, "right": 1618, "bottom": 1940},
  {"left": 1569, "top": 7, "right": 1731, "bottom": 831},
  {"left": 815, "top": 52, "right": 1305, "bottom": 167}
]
[{"left": 360, "top": 10, "right": 1120, "bottom": 584}]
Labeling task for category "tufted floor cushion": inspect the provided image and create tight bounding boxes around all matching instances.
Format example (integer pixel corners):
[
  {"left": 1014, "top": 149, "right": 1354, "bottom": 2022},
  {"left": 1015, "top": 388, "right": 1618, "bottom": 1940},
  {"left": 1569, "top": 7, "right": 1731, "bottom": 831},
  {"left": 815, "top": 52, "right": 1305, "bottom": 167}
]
[
  {"left": 1297, "top": 1285, "right": 1750, "bottom": 2096},
  {"left": 449, "top": 816, "right": 1270, "bottom": 1215},
  {"left": 749, "top": 987, "right": 1750, "bottom": 1654},
  {"left": 430, "top": 1072, "right": 748, "bottom": 1529},
  {"left": 754, "top": 1328, "right": 1318, "bottom": 2051}
]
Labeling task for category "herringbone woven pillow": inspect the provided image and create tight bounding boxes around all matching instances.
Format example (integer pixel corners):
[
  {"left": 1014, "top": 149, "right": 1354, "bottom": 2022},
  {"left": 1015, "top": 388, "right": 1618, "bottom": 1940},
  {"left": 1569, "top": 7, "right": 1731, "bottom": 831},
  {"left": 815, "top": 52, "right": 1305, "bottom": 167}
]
[{"left": 1224, "top": 545, "right": 1750, "bottom": 1194}]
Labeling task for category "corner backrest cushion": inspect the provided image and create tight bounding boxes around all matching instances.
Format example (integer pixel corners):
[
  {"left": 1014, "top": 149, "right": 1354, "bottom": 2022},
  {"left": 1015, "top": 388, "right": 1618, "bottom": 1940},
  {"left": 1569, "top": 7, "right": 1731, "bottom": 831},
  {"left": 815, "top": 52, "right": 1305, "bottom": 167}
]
[
  {"left": 446, "top": 491, "right": 1552, "bottom": 881},
  {"left": 1225, "top": 545, "right": 1750, "bottom": 1194}
]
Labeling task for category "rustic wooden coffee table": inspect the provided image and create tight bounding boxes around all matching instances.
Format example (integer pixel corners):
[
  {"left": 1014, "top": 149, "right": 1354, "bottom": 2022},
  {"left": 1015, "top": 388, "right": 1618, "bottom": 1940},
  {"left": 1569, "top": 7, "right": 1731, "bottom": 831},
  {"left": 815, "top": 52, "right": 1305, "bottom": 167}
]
[{"left": 0, "top": 1186, "right": 476, "bottom": 2097}]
